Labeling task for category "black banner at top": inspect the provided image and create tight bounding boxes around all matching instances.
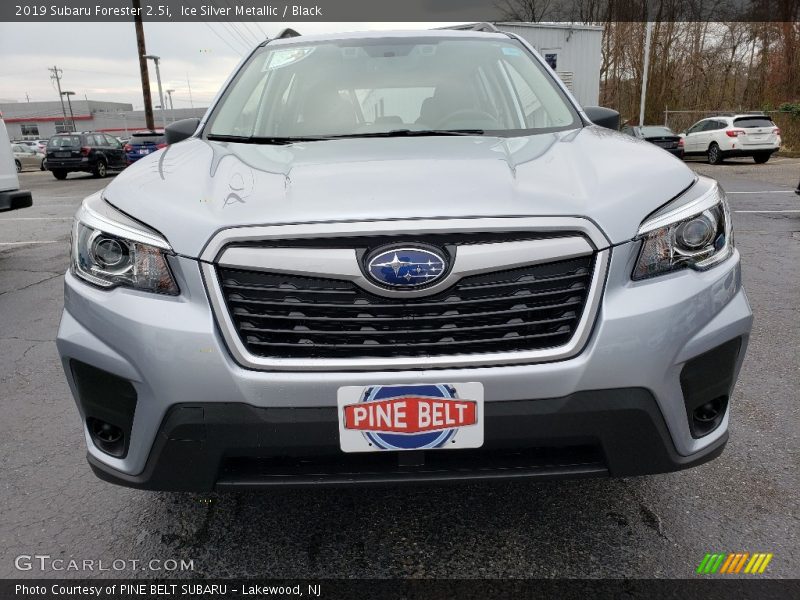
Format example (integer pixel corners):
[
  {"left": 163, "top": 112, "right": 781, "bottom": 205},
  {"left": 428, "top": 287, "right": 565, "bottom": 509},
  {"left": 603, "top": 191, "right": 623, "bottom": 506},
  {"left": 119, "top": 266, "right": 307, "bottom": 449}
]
[{"left": 2, "top": 0, "right": 799, "bottom": 22}]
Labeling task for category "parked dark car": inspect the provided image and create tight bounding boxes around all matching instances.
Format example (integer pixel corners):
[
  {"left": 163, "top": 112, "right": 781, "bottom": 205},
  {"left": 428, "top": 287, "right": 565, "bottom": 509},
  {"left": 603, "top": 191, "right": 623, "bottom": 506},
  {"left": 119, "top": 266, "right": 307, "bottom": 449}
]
[
  {"left": 621, "top": 125, "right": 684, "bottom": 158},
  {"left": 124, "top": 131, "right": 166, "bottom": 164},
  {"left": 45, "top": 132, "right": 126, "bottom": 180}
]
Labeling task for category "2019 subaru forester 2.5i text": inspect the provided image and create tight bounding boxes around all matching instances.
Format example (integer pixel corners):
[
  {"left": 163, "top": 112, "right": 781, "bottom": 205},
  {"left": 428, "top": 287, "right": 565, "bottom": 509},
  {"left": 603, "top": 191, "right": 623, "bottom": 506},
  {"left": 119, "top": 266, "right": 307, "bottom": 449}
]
[{"left": 57, "top": 30, "right": 753, "bottom": 490}]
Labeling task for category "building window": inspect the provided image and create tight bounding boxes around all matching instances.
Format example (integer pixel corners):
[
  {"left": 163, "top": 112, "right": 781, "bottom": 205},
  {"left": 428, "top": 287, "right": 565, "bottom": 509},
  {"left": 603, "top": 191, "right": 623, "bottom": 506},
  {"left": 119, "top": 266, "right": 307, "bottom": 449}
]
[
  {"left": 20, "top": 124, "right": 40, "bottom": 137},
  {"left": 54, "top": 120, "right": 74, "bottom": 134}
]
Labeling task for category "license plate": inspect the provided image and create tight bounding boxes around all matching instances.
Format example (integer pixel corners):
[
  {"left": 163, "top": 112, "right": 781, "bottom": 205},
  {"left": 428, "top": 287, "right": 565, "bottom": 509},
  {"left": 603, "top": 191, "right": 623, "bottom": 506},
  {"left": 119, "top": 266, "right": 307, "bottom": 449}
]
[
  {"left": 138, "top": 148, "right": 150, "bottom": 155},
  {"left": 55, "top": 152, "right": 70, "bottom": 158},
  {"left": 338, "top": 382, "right": 484, "bottom": 452}
]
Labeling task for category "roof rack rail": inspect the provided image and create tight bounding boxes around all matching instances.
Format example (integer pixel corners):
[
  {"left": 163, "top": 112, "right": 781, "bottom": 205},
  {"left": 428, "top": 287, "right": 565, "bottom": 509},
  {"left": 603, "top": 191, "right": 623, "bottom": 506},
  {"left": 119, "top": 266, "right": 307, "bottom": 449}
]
[
  {"left": 471, "top": 22, "right": 499, "bottom": 32},
  {"left": 275, "top": 28, "right": 301, "bottom": 39}
]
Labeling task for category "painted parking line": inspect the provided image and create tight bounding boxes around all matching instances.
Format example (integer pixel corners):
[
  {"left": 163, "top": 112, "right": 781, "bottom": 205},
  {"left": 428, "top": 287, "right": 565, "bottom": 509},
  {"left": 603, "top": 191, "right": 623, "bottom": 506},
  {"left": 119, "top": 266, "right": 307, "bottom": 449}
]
[
  {"left": 726, "top": 191, "right": 796, "bottom": 194},
  {"left": 0, "top": 241, "right": 60, "bottom": 246},
  {"left": 0, "top": 217, "right": 73, "bottom": 221},
  {"left": 734, "top": 210, "right": 800, "bottom": 214}
]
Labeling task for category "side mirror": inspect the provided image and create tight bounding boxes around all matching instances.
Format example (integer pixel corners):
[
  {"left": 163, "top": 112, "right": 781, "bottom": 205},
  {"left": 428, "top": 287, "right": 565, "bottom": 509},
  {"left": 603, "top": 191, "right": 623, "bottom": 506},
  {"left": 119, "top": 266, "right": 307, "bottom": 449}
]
[
  {"left": 584, "top": 106, "right": 620, "bottom": 131},
  {"left": 165, "top": 118, "right": 201, "bottom": 145}
]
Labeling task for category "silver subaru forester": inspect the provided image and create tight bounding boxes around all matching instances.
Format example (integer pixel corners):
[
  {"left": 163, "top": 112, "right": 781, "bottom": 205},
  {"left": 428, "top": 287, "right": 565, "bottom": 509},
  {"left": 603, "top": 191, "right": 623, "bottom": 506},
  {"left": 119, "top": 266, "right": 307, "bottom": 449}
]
[{"left": 57, "top": 29, "right": 753, "bottom": 490}]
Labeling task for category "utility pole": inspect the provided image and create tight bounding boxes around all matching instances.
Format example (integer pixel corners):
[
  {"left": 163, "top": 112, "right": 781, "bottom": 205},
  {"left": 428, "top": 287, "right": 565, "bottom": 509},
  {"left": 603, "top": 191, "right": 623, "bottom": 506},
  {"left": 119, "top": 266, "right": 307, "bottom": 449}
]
[
  {"left": 166, "top": 89, "right": 175, "bottom": 110},
  {"left": 61, "top": 91, "right": 76, "bottom": 132},
  {"left": 48, "top": 66, "right": 69, "bottom": 132},
  {"left": 144, "top": 55, "right": 166, "bottom": 130},
  {"left": 638, "top": 21, "right": 654, "bottom": 126},
  {"left": 132, "top": 0, "right": 155, "bottom": 131}
]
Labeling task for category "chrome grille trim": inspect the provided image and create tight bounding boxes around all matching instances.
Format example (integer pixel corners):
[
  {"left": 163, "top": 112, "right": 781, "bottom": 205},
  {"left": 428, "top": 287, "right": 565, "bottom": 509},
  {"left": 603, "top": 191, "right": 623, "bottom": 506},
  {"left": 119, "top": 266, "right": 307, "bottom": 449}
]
[
  {"left": 200, "top": 217, "right": 610, "bottom": 372},
  {"left": 217, "top": 236, "right": 594, "bottom": 299},
  {"left": 199, "top": 216, "right": 610, "bottom": 262}
]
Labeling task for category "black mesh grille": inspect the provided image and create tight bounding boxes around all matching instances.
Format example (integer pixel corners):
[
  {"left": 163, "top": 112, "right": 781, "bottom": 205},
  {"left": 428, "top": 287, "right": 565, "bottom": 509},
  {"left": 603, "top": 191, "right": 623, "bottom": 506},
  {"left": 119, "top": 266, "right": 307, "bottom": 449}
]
[{"left": 218, "top": 255, "right": 594, "bottom": 359}]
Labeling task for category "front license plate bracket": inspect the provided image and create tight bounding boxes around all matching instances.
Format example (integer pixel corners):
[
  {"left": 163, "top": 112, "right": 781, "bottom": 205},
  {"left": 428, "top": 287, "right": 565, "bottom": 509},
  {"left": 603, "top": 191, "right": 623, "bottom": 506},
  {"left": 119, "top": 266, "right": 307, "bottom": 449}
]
[{"left": 337, "top": 382, "right": 485, "bottom": 454}]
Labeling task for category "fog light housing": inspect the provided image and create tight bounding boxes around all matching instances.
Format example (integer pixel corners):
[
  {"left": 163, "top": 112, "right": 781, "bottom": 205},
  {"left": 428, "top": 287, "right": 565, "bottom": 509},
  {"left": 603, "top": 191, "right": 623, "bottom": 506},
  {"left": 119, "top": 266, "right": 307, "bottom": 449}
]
[
  {"left": 680, "top": 339, "right": 741, "bottom": 438},
  {"left": 691, "top": 396, "right": 728, "bottom": 437},
  {"left": 88, "top": 418, "right": 126, "bottom": 457}
]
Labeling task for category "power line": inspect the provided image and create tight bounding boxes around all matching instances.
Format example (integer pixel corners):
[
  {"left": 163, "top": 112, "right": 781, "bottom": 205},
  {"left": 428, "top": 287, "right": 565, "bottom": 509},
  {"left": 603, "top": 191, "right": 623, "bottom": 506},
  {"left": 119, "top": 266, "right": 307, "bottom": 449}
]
[
  {"left": 221, "top": 0, "right": 260, "bottom": 46},
  {"left": 210, "top": 2, "right": 256, "bottom": 50},
  {"left": 238, "top": 20, "right": 262, "bottom": 45},
  {"left": 229, "top": 10, "right": 263, "bottom": 45},
  {"left": 217, "top": 19, "right": 253, "bottom": 51},
  {"left": 203, "top": 21, "right": 246, "bottom": 56},
  {"left": 68, "top": 68, "right": 138, "bottom": 78},
  {"left": 252, "top": 20, "right": 268, "bottom": 40}
]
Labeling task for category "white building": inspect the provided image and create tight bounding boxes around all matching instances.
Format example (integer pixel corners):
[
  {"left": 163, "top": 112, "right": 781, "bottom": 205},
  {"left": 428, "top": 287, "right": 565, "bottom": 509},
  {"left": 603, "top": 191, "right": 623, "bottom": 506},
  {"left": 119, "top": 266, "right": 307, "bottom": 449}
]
[
  {"left": 449, "top": 23, "right": 603, "bottom": 107},
  {"left": 1, "top": 99, "right": 206, "bottom": 140}
]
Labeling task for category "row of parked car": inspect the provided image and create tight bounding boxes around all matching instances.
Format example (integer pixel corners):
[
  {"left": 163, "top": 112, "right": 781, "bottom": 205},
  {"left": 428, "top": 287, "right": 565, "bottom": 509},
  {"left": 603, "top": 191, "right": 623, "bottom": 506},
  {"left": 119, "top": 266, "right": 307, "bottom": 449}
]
[
  {"left": 622, "top": 114, "right": 782, "bottom": 164},
  {"left": 12, "top": 113, "right": 781, "bottom": 181},
  {"left": 10, "top": 130, "right": 167, "bottom": 178}
]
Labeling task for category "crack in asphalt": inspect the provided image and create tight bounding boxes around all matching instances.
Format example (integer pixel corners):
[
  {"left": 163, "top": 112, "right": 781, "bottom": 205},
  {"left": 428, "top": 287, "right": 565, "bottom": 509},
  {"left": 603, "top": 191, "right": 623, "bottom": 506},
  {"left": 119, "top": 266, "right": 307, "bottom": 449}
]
[
  {"left": 0, "top": 272, "right": 63, "bottom": 297},
  {"left": 622, "top": 481, "right": 672, "bottom": 542}
]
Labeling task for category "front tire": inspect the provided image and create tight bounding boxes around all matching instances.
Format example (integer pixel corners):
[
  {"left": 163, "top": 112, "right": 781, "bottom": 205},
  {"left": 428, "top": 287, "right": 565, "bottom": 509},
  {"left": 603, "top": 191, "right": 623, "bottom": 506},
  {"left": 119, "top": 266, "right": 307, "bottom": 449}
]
[
  {"left": 707, "top": 143, "right": 723, "bottom": 165},
  {"left": 753, "top": 152, "right": 771, "bottom": 164},
  {"left": 92, "top": 160, "right": 107, "bottom": 178},
  {"left": 52, "top": 169, "right": 68, "bottom": 180},
  {"left": 15, "top": 160, "right": 22, "bottom": 173}
]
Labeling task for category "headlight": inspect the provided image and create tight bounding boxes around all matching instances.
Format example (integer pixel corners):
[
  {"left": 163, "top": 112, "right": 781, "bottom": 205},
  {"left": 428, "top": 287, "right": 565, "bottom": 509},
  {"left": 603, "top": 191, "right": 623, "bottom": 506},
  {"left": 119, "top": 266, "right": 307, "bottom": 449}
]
[
  {"left": 632, "top": 182, "right": 733, "bottom": 280},
  {"left": 70, "top": 195, "right": 179, "bottom": 295}
]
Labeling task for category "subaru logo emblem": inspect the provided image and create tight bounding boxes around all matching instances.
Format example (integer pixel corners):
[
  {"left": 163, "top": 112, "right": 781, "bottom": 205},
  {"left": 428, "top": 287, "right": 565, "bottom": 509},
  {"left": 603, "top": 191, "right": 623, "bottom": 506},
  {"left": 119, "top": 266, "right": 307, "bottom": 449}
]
[{"left": 366, "top": 246, "right": 448, "bottom": 288}]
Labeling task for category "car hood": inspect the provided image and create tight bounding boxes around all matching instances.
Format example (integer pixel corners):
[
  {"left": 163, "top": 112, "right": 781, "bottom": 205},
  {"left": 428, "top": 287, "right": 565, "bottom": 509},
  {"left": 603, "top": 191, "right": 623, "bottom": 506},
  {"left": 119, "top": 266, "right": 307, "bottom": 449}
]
[{"left": 103, "top": 127, "right": 695, "bottom": 257}]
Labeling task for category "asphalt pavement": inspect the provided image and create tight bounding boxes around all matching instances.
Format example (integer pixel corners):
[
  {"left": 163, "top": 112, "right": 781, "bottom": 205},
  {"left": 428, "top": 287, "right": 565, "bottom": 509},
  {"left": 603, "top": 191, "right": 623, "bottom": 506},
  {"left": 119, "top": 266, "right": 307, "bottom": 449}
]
[{"left": 1, "top": 157, "right": 798, "bottom": 579}]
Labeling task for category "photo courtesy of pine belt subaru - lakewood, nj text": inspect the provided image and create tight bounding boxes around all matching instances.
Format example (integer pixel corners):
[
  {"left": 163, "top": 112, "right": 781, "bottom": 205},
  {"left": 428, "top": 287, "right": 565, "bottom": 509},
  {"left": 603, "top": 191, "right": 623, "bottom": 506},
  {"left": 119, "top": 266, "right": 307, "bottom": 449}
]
[{"left": 56, "top": 29, "right": 753, "bottom": 491}]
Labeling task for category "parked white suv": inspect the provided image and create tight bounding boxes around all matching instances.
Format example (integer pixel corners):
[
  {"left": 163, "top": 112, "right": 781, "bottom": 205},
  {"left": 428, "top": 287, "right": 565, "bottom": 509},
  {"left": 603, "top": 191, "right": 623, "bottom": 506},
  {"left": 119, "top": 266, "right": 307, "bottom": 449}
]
[{"left": 681, "top": 114, "right": 781, "bottom": 164}]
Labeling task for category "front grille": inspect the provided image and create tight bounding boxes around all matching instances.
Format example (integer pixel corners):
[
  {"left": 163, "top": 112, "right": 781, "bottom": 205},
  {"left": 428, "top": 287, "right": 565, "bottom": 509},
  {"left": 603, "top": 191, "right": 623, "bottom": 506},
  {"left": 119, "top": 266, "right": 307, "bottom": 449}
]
[{"left": 218, "top": 255, "right": 594, "bottom": 360}]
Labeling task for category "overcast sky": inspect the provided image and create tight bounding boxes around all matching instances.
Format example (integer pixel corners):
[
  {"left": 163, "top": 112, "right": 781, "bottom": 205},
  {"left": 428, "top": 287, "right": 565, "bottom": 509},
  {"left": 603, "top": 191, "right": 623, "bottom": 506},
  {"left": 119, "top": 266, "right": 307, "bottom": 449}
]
[{"left": 0, "top": 22, "right": 462, "bottom": 109}]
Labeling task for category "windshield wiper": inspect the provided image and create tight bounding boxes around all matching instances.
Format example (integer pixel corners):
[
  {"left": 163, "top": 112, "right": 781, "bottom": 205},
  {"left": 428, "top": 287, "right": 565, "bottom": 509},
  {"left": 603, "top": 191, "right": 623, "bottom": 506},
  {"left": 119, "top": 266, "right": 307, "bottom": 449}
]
[
  {"left": 206, "top": 129, "right": 485, "bottom": 145},
  {"left": 206, "top": 134, "right": 327, "bottom": 145},
  {"left": 326, "top": 129, "right": 485, "bottom": 139}
]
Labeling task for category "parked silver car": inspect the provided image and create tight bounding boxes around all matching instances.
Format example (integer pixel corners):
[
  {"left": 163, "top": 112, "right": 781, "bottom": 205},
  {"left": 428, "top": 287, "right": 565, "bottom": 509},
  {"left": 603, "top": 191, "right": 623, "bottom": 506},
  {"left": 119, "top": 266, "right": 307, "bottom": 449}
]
[
  {"left": 56, "top": 30, "right": 752, "bottom": 490},
  {"left": 11, "top": 143, "right": 45, "bottom": 172}
]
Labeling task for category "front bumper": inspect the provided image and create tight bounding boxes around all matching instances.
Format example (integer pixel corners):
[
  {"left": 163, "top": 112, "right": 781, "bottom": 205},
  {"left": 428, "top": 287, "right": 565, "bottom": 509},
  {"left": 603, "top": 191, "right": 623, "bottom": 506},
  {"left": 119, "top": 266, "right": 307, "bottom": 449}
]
[
  {"left": 87, "top": 391, "right": 728, "bottom": 490},
  {"left": 56, "top": 240, "right": 753, "bottom": 489}
]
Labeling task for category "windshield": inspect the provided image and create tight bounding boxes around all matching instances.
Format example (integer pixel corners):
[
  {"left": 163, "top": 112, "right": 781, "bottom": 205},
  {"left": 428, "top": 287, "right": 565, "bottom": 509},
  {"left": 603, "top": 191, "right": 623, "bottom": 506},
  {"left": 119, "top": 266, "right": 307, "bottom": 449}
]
[
  {"left": 640, "top": 126, "right": 674, "bottom": 137},
  {"left": 733, "top": 117, "right": 774, "bottom": 128},
  {"left": 48, "top": 136, "right": 81, "bottom": 148},
  {"left": 206, "top": 36, "right": 580, "bottom": 139}
]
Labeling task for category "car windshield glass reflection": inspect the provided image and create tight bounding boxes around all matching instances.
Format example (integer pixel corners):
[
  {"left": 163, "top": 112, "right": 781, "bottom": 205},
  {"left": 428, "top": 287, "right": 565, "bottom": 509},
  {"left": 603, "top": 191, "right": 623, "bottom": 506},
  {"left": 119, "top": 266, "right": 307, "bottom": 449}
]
[{"left": 207, "top": 37, "right": 580, "bottom": 140}]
